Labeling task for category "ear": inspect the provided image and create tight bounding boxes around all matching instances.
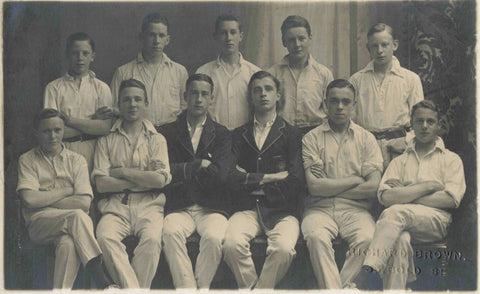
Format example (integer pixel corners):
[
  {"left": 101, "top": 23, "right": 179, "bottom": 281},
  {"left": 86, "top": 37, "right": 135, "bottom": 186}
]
[
  {"left": 183, "top": 91, "right": 188, "bottom": 102},
  {"left": 392, "top": 39, "right": 399, "bottom": 51},
  {"left": 282, "top": 38, "right": 287, "bottom": 48},
  {"left": 91, "top": 51, "right": 96, "bottom": 62},
  {"left": 239, "top": 31, "right": 244, "bottom": 42},
  {"left": 165, "top": 35, "right": 170, "bottom": 46}
]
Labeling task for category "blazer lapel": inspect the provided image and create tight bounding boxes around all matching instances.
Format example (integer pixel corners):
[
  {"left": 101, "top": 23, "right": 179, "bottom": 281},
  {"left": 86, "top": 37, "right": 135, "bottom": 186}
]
[
  {"left": 196, "top": 117, "right": 215, "bottom": 155},
  {"left": 177, "top": 116, "right": 195, "bottom": 157}
]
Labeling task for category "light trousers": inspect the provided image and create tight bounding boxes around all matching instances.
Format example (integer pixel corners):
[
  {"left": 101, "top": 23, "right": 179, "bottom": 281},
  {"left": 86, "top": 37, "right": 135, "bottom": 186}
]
[
  {"left": 223, "top": 209, "right": 299, "bottom": 289},
  {"left": 302, "top": 205, "right": 375, "bottom": 289},
  {"left": 162, "top": 204, "right": 228, "bottom": 289},
  {"left": 363, "top": 204, "right": 451, "bottom": 289},
  {"left": 96, "top": 194, "right": 164, "bottom": 288},
  {"left": 27, "top": 208, "right": 102, "bottom": 289}
]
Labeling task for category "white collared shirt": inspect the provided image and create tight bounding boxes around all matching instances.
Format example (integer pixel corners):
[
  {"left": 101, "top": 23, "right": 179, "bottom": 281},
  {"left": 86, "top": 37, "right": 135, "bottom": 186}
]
[
  {"left": 268, "top": 55, "right": 333, "bottom": 128},
  {"left": 253, "top": 113, "right": 276, "bottom": 150},
  {"left": 111, "top": 52, "right": 188, "bottom": 126},
  {"left": 378, "top": 137, "right": 465, "bottom": 207},
  {"left": 44, "top": 71, "right": 113, "bottom": 119},
  {"left": 349, "top": 56, "right": 424, "bottom": 131},
  {"left": 187, "top": 116, "right": 207, "bottom": 153},
  {"left": 196, "top": 54, "right": 261, "bottom": 130}
]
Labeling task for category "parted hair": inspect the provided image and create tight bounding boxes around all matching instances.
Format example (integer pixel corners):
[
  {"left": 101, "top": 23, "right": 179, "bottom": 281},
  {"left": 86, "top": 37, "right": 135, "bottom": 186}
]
[
  {"left": 326, "top": 79, "right": 356, "bottom": 99},
  {"left": 34, "top": 108, "right": 66, "bottom": 129},
  {"left": 215, "top": 14, "right": 242, "bottom": 33},
  {"left": 66, "top": 32, "right": 95, "bottom": 55},
  {"left": 142, "top": 13, "right": 169, "bottom": 32},
  {"left": 186, "top": 73, "right": 215, "bottom": 95},
  {"left": 367, "top": 22, "right": 396, "bottom": 40},
  {"left": 247, "top": 71, "right": 283, "bottom": 116},
  {"left": 118, "top": 79, "right": 149, "bottom": 105},
  {"left": 411, "top": 100, "right": 440, "bottom": 120},
  {"left": 281, "top": 15, "right": 311, "bottom": 40}
]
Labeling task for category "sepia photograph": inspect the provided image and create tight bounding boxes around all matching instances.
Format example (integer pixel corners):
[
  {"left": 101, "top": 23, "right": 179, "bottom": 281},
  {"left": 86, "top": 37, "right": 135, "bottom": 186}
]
[{"left": 3, "top": 0, "right": 477, "bottom": 291}]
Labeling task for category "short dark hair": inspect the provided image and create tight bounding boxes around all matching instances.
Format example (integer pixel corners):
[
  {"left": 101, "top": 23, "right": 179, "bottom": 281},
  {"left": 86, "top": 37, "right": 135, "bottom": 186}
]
[
  {"left": 34, "top": 108, "right": 66, "bottom": 129},
  {"left": 118, "top": 79, "right": 149, "bottom": 105},
  {"left": 214, "top": 14, "right": 242, "bottom": 33},
  {"left": 367, "top": 23, "right": 396, "bottom": 40},
  {"left": 411, "top": 100, "right": 439, "bottom": 120},
  {"left": 185, "top": 73, "right": 214, "bottom": 95},
  {"left": 247, "top": 71, "right": 283, "bottom": 114},
  {"left": 281, "top": 15, "right": 311, "bottom": 41},
  {"left": 326, "top": 79, "right": 356, "bottom": 99},
  {"left": 65, "top": 32, "right": 95, "bottom": 55},
  {"left": 141, "top": 13, "right": 169, "bottom": 32}
]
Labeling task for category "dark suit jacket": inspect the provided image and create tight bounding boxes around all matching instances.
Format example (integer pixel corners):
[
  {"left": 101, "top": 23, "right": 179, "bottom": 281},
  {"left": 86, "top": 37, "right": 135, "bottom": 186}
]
[
  {"left": 158, "top": 112, "right": 233, "bottom": 216},
  {"left": 229, "top": 115, "right": 305, "bottom": 229}
]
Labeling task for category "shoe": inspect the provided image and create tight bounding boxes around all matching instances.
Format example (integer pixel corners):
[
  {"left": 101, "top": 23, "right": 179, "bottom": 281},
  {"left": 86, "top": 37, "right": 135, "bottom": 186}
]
[{"left": 104, "top": 284, "right": 121, "bottom": 290}]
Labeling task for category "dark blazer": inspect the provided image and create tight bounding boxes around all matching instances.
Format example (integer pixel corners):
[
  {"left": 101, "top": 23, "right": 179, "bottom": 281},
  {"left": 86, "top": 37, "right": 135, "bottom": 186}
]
[
  {"left": 158, "top": 112, "right": 233, "bottom": 216},
  {"left": 229, "top": 115, "right": 305, "bottom": 229}
]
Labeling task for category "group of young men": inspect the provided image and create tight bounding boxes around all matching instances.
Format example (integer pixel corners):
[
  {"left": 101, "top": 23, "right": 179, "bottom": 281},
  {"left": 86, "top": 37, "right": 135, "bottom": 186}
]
[{"left": 16, "top": 12, "right": 466, "bottom": 291}]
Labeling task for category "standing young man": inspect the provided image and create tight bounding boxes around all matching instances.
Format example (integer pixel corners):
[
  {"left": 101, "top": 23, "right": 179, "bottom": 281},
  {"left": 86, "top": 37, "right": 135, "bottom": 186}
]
[
  {"left": 223, "top": 71, "right": 304, "bottom": 289},
  {"left": 196, "top": 14, "right": 261, "bottom": 130},
  {"left": 301, "top": 79, "right": 383, "bottom": 289},
  {"left": 17, "top": 109, "right": 115, "bottom": 289},
  {"left": 363, "top": 100, "right": 465, "bottom": 289},
  {"left": 93, "top": 79, "right": 171, "bottom": 288},
  {"left": 268, "top": 15, "right": 333, "bottom": 133},
  {"left": 158, "top": 74, "right": 232, "bottom": 289},
  {"left": 111, "top": 13, "right": 188, "bottom": 128},
  {"left": 350, "top": 23, "right": 424, "bottom": 167},
  {"left": 44, "top": 32, "right": 113, "bottom": 172}
]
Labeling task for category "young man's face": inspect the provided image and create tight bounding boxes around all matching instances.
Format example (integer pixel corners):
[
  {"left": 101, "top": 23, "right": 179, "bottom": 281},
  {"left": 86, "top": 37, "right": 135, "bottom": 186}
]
[
  {"left": 215, "top": 20, "right": 243, "bottom": 56},
  {"left": 141, "top": 22, "right": 170, "bottom": 57},
  {"left": 411, "top": 107, "right": 439, "bottom": 144},
  {"left": 325, "top": 87, "right": 356, "bottom": 126},
  {"left": 282, "top": 27, "right": 311, "bottom": 60},
  {"left": 37, "top": 116, "right": 64, "bottom": 154},
  {"left": 118, "top": 87, "right": 147, "bottom": 121},
  {"left": 185, "top": 80, "right": 213, "bottom": 118},
  {"left": 367, "top": 30, "right": 398, "bottom": 67},
  {"left": 67, "top": 40, "right": 95, "bottom": 77},
  {"left": 251, "top": 77, "right": 280, "bottom": 114}
]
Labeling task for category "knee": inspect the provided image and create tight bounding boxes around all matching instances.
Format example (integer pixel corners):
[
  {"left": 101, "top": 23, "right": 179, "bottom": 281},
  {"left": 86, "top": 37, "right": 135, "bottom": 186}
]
[
  {"left": 68, "top": 209, "right": 92, "bottom": 225},
  {"left": 139, "top": 230, "right": 163, "bottom": 249},
  {"left": 56, "top": 235, "right": 76, "bottom": 255},
  {"left": 269, "top": 241, "right": 296, "bottom": 260},
  {"left": 201, "top": 230, "right": 225, "bottom": 248},
  {"left": 223, "top": 233, "right": 249, "bottom": 257},
  {"left": 304, "top": 231, "right": 332, "bottom": 250},
  {"left": 379, "top": 205, "right": 409, "bottom": 223},
  {"left": 162, "top": 225, "right": 185, "bottom": 246},
  {"left": 350, "top": 230, "right": 374, "bottom": 250},
  {"left": 395, "top": 232, "right": 412, "bottom": 251}
]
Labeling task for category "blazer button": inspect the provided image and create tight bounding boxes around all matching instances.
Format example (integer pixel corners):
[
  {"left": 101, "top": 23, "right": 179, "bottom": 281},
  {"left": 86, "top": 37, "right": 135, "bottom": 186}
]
[{"left": 258, "top": 157, "right": 262, "bottom": 161}]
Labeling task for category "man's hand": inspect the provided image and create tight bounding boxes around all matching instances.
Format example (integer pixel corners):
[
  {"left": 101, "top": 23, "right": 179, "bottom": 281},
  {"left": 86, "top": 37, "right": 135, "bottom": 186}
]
[
  {"left": 274, "top": 171, "right": 289, "bottom": 181},
  {"left": 198, "top": 159, "right": 212, "bottom": 170},
  {"left": 91, "top": 106, "right": 114, "bottom": 120},
  {"left": 236, "top": 165, "right": 247, "bottom": 173},
  {"left": 385, "top": 179, "right": 412, "bottom": 188},
  {"left": 310, "top": 164, "right": 326, "bottom": 178},
  {"left": 60, "top": 111, "right": 72, "bottom": 126},
  {"left": 148, "top": 160, "right": 166, "bottom": 171},
  {"left": 110, "top": 167, "right": 125, "bottom": 179}
]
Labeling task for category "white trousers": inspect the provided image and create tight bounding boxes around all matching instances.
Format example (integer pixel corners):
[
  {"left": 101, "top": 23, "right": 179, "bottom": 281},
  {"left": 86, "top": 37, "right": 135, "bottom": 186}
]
[
  {"left": 96, "top": 195, "right": 164, "bottom": 289},
  {"left": 363, "top": 204, "right": 451, "bottom": 289},
  {"left": 302, "top": 205, "right": 375, "bottom": 289},
  {"left": 27, "top": 208, "right": 102, "bottom": 289},
  {"left": 162, "top": 204, "right": 228, "bottom": 289},
  {"left": 223, "top": 209, "right": 299, "bottom": 289}
]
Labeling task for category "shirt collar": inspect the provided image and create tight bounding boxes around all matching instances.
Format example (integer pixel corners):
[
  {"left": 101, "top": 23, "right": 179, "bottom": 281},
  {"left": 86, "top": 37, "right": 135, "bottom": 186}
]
[
  {"left": 64, "top": 70, "right": 96, "bottom": 81},
  {"left": 254, "top": 113, "right": 277, "bottom": 128},
  {"left": 406, "top": 136, "right": 446, "bottom": 154},
  {"left": 215, "top": 53, "right": 245, "bottom": 67},
  {"left": 361, "top": 56, "right": 404, "bottom": 77},
  {"left": 35, "top": 143, "right": 67, "bottom": 160},
  {"left": 187, "top": 115, "right": 207, "bottom": 132},
  {"left": 280, "top": 54, "right": 315, "bottom": 67},
  {"left": 110, "top": 118, "right": 157, "bottom": 135},
  {"left": 317, "top": 119, "right": 359, "bottom": 136},
  {"left": 136, "top": 52, "right": 172, "bottom": 65}
]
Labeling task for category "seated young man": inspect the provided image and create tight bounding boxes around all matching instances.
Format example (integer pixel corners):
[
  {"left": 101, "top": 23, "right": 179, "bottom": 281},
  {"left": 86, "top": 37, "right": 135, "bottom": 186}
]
[
  {"left": 93, "top": 79, "right": 171, "bottom": 288},
  {"left": 268, "top": 15, "right": 333, "bottom": 133},
  {"left": 363, "top": 100, "right": 466, "bottom": 289},
  {"left": 16, "top": 109, "right": 115, "bottom": 289},
  {"left": 223, "top": 71, "right": 304, "bottom": 289},
  {"left": 301, "top": 79, "right": 383, "bottom": 289},
  {"left": 158, "top": 73, "right": 232, "bottom": 289},
  {"left": 111, "top": 13, "right": 188, "bottom": 129},
  {"left": 196, "top": 14, "right": 260, "bottom": 130},
  {"left": 44, "top": 32, "right": 114, "bottom": 172},
  {"left": 349, "top": 23, "right": 424, "bottom": 168}
]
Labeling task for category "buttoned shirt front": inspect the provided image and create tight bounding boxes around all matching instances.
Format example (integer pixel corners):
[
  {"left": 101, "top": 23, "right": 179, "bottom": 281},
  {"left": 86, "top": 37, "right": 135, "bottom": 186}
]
[
  {"left": 349, "top": 56, "right": 424, "bottom": 131},
  {"left": 187, "top": 115, "right": 207, "bottom": 153},
  {"left": 111, "top": 53, "right": 188, "bottom": 126},
  {"left": 44, "top": 71, "right": 113, "bottom": 119},
  {"left": 302, "top": 120, "right": 383, "bottom": 209},
  {"left": 17, "top": 146, "right": 93, "bottom": 223},
  {"left": 253, "top": 113, "right": 276, "bottom": 150},
  {"left": 92, "top": 119, "right": 172, "bottom": 214},
  {"left": 378, "top": 137, "right": 466, "bottom": 208},
  {"left": 196, "top": 54, "right": 261, "bottom": 130},
  {"left": 268, "top": 55, "right": 333, "bottom": 128}
]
